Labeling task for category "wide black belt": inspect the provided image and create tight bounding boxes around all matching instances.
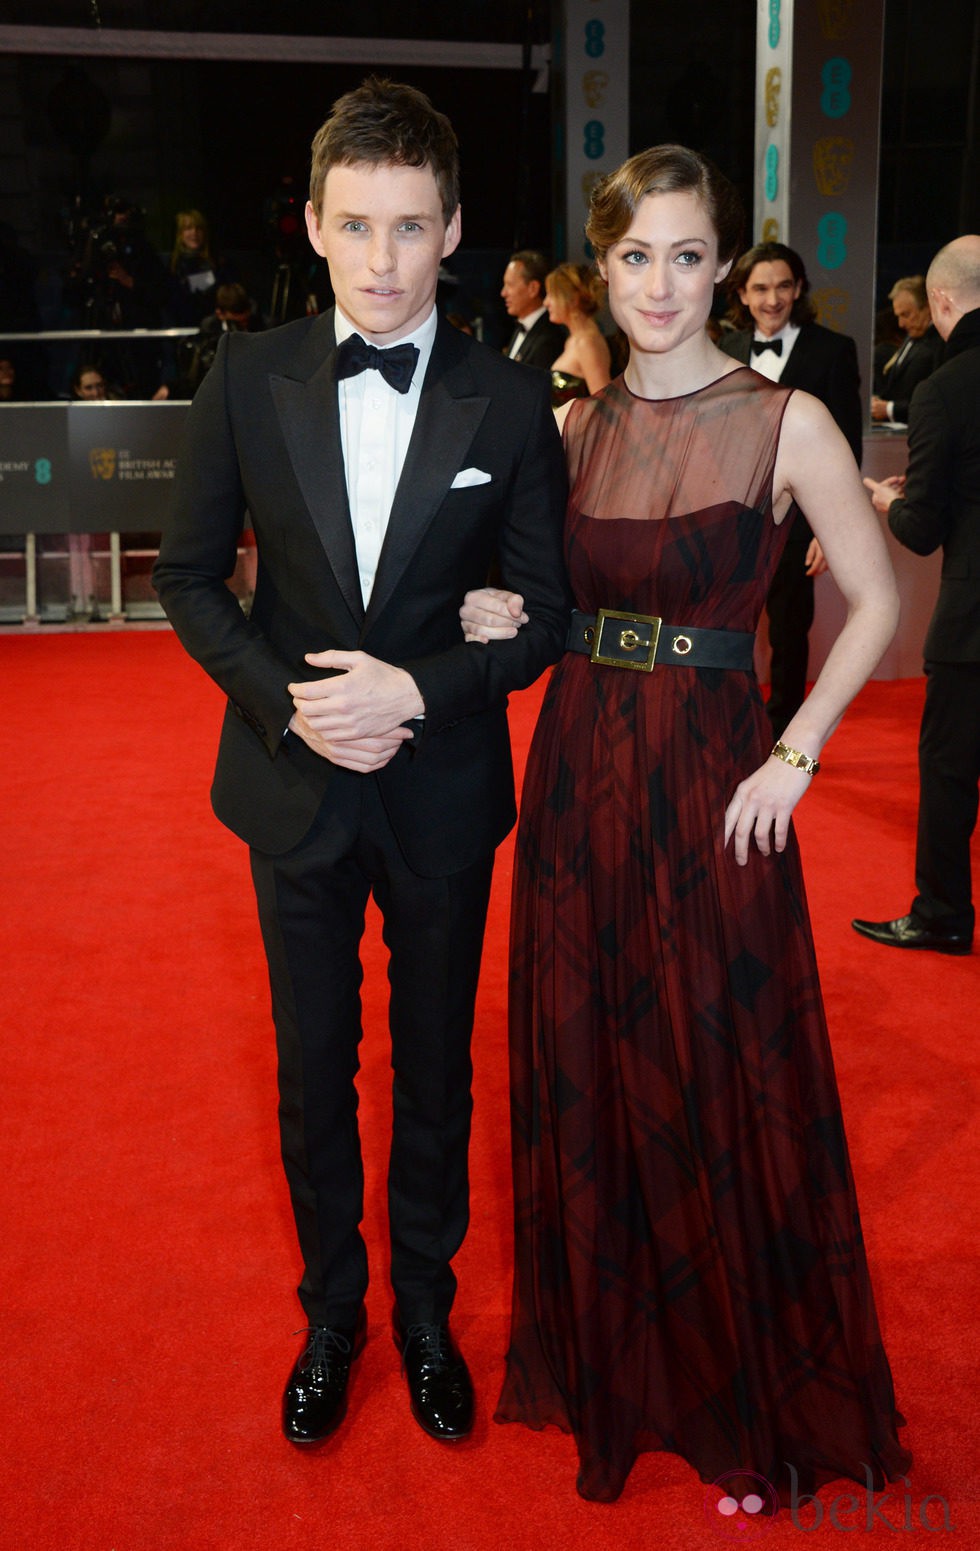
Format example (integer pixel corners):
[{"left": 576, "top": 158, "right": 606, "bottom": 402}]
[{"left": 566, "top": 608, "right": 755, "bottom": 673}]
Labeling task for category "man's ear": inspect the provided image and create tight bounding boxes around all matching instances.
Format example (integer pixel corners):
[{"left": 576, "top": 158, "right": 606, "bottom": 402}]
[
  {"left": 442, "top": 205, "right": 462, "bottom": 260},
  {"left": 305, "top": 201, "right": 326, "bottom": 259}
]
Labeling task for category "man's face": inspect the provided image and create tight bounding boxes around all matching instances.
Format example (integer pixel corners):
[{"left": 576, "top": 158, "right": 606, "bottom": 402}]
[
  {"left": 501, "top": 261, "right": 541, "bottom": 319},
  {"left": 737, "top": 259, "right": 802, "bottom": 337},
  {"left": 306, "top": 161, "right": 460, "bottom": 344},
  {"left": 892, "top": 290, "right": 932, "bottom": 339},
  {"left": 76, "top": 371, "right": 107, "bottom": 399}
]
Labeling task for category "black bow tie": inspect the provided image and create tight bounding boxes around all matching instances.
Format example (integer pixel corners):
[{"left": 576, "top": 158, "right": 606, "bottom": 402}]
[
  {"left": 752, "top": 337, "right": 783, "bottom": 356},
  {"left": 335, "top": 332, "right": 419, "bottom": 393}
]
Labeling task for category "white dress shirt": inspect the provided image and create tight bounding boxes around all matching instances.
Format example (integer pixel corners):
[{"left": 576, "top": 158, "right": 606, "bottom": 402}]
[
  {"left": 750, "top": 321, "right": 800, "bottom": 383},
  {"left": 508, "top": 306, "right": 547, "bottom": 358},
  {"left": 334, "top": 305, "right": 437, "bottom": 606}
]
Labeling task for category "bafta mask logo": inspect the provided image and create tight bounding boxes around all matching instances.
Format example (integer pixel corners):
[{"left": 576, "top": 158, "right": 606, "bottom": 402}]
[
  {"left": 764, "top": 67, "right": 782, "bottom": 128},
  {"left": 813, "top": 135, "right": 855, "bottom": 195},
  {"left": 810, "top": 286, "right": 850, "bottom": 330},
  {"left": 582, "top": 70, "right": 609, "bottom": 109},
  {"left": 761, "top": 217, "right": 781, "bottom": 243},
  {"left": 581, "top": 170, "right": 603, "bottom": 206},
  {"left": 89, "top": 447, "right": 116, "bottom": 481},
  {"left": 817, "top": 0, "right": 856, "bottom": 40}
]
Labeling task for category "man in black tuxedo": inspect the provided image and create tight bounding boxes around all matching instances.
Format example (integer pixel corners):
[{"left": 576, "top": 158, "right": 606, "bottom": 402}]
[
  {"left": 855, "top": 235, "right": 980, "bottom": 956},
  {"left": 721, "top": 242, "right": 863, "bottom": 737},
  {"left": 154, "top": 78, "right": 570, "bottom": 1447},
  {"left": 871, "top": 275, "right": 943, "bottom": 427},
  {"left": 501, "top": 249, "right": 567, "bottom": 369}
]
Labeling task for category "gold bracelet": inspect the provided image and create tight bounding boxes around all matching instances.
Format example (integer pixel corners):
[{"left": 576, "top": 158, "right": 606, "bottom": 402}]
[{"left": 771, "top": 740, "right": 820, "bottom": 776}]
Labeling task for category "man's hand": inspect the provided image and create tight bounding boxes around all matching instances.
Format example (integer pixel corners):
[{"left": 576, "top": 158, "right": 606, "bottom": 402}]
[
  {"left": 870, "top": 395, "right": 890, "bottom": 422},
  {"left": 862, "top": 473, "right": 905, "bottom": 516},
  {"left": 288, "top": 717, "right": 412, "bottom": 772},
  {"left": 804, "top": 537, "right": 828, "bottom": 577},
  {"left": 288, "top": 649, "right": 424, "bottom": 756},
  {"left": 459, "top": 587, "right": 528, "bottom": 642}
]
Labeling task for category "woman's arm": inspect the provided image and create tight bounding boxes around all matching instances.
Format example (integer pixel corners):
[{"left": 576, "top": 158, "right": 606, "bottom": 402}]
[{"left": 725, "top": 389, "right": 899, "bottom": 865}]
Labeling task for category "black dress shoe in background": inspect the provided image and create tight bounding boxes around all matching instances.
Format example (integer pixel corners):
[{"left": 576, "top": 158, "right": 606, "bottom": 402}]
[
  {"left": 851, "top": 913, "right": 973, "bottom": 955},
  {"left": 393, "top": 1314, "right": 474, "bottom": 1441},
  {"left": 282, "top": 1307, "right": 366, "bottom": 1446}
]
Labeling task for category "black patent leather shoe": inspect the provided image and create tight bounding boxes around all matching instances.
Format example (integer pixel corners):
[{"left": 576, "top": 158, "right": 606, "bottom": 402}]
[
  {"left": 282, "top": 1307, "right": 366, "bottom": 1446},
  {"left": 851, "top": 913, "right": 973, "bottom": 955},
  {"left": 393, "top": 1314, "right": 474, "bottom": 1441}
]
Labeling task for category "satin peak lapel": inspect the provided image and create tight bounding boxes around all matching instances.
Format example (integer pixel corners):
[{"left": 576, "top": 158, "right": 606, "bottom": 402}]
[
  {"left": 363, "top": 367, "right": 489, "bottom": 631},
  {"left": 269, "top": 351, "right": 364, "bottom": 628}
]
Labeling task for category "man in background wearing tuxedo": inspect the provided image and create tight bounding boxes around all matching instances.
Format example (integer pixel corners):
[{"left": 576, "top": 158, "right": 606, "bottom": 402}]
[
  {"left": 500, "top": 249, "right": 567, "bottom": 369},
  {"left": 721, "top": 241, "right": 864, "bottom": 737},
  {"left": 855, "top": 235, "right": 980, "bottom": 956},
  {"left": 154, "top": 77, "right": 569, "bottom": 1451},
  {"left": 871, "top": 275, "right": 943, "bottom": 427}
]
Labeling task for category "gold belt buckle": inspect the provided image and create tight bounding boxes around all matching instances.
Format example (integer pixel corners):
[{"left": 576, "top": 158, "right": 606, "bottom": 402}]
[{"left": 590, "top": 608, "right": 662, "bottom": 671}]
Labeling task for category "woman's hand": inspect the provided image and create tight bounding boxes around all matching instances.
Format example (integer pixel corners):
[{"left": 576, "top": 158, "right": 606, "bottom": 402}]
[
  {"left": 724, "top": 754, "right": 814, "bottom": 866},
  {"left": 459, "top": 586, "right": 528, "bottom": 642}
]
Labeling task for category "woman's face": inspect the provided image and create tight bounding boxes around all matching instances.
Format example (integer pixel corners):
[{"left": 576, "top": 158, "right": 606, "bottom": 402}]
[
  {"left": 544, "top": 286, "right": 569, "bottom": 326},
  {"left": 180, "top": 222, "right": 204, "bottom": 251},
  {"left": 600, "top": 189, "right": 729, "bottom": 358}
]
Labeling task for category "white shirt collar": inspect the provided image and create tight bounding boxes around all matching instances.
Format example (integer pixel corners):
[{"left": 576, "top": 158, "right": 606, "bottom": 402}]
[
  {"left": 516, "top": 305, "right": 547, "bottom": 334},
  {"left": 752, "top": 320, "right": 801, "bottom": 351},
  {"left": 750, "top": 321, "right": 800, "bottom": 381},
  {"left": 334, "top": 304, "right": 438, "bottom": 386}
]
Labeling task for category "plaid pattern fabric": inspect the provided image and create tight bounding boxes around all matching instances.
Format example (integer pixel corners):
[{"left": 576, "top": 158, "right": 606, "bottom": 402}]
[{"left": 496, "top": 373, "right": 910, "bottom": 1504}]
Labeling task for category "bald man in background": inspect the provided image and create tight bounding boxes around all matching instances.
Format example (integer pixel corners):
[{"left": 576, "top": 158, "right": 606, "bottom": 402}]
[{"left": 855, "top": 235, "right": 980, "bottom": 955}]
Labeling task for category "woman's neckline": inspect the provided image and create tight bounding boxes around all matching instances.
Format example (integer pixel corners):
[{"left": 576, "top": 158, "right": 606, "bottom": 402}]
[{"left": 621, "top": 362, "right": 749, "bottom": 404}]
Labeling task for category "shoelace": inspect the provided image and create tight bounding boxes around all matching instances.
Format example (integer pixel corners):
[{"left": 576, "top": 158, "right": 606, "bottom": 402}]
[
  {"left": 294, "top": 1325, "right": 353, "bottom": 1373},
  {"left": 400, "top": 1322, "right": 451, "bottom": 1368}
]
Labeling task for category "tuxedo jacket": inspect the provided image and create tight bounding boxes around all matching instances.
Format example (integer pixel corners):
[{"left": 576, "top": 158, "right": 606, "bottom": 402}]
[
  {"left": 721, "top": 321, "right": 863, "bottom": 464},
  {"left": 508, "top": 311, "right": 567, "bottom": 371},
  {"left": 886, "top": 307, "right": 980, "bottom": 664},
  {"left": 875, "top": 325, "right": 943, "bottom": 423},
  {"left": 721, "top": 321, "right": 863, "bottom": 545},
  {"left": 154, "top": 309, "right": 571, "bottom": 873}
]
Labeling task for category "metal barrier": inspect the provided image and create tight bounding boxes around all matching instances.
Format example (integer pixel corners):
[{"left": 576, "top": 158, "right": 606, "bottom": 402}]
[{"left": 0, "top": 399, "right": 194, "bottom": 621}]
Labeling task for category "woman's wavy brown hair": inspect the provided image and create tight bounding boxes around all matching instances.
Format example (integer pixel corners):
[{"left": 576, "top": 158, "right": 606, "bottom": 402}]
[{"left": 586, "top": 144, "right": 743, "bottom": 269}]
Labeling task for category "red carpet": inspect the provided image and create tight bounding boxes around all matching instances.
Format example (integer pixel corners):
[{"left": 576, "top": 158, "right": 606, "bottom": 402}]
[{"left": 2, "top": 631, "right": 978, "bottom": 1548}]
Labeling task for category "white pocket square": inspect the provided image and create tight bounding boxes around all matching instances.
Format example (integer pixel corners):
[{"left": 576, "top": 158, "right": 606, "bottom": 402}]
[{"left": 450, "top": 467, "right": 492, "bottom": 488}]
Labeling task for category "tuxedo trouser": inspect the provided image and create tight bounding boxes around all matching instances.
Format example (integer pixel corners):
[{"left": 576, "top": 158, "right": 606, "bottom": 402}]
[
  {"left": 764, "top": 523, "right": 814, "bottom": 740},
  {"left": 250, "top": 777, "right": 495, "bottom": 1329},
  {"left": 912, "top": 660, "right": 980, "bottom": 934}
]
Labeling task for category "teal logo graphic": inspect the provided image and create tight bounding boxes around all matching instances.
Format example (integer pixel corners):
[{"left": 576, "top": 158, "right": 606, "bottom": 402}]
[
  {"left": 769, "top": 0, "right": 781, "bottom": 48},
  {"left": 34, "top": 458, "right": 52, "bottom": 485},
  {"left": 765, "top": 145, "right": 779, "bottom": 200},
  {"left": 584, "top": 120, "right": 605, "bottom": 160},
  {"left": 821, "top": 57, "right": 852, "bottom": 119},
  {"left": 584, "top": 18, "right": 605, "bottom": 58},
  {"left": 817, "top": 211, "right": 848, "bottom": 269}
]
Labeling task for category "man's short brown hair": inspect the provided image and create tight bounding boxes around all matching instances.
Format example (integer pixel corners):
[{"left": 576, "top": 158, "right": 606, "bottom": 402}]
[{"left": 309, "top": 76, "right": 460, "bottom": 224}]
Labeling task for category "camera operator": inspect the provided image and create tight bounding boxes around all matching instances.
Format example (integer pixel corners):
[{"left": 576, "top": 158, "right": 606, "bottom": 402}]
[
  {"left": 172, "top": 282, "right": 264, "bottom": 399},
  {"left": 63, "top": 196, "right": 170, "bottom": 397}
]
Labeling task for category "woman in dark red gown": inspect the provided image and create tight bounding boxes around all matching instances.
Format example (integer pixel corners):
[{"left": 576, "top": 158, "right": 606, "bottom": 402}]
[{"left": 462, "top": 146, "right": 910, "bottom": 1507}]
